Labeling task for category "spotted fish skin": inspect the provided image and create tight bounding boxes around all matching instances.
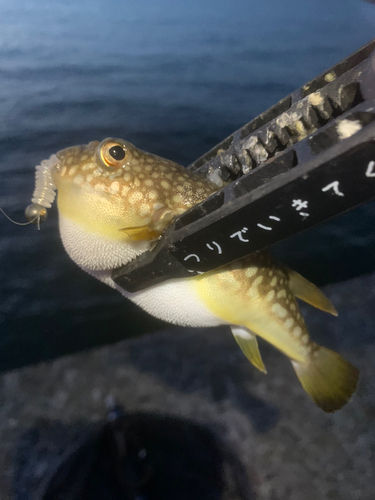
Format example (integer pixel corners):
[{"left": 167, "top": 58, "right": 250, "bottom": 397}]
[
  {"left": 192, "top": 252, "right": 312, "bottom": 363},
  {"left": 55, "top": 139, "right": 217, "bottom": 243},
  {"left": 46, "top": 138, "right": 358, "bottom": 413}
]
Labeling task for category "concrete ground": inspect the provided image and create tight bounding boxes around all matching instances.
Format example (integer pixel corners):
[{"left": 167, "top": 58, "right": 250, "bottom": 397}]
[{"left": 0, "top": 272, "right": 374, "bottom": 499}]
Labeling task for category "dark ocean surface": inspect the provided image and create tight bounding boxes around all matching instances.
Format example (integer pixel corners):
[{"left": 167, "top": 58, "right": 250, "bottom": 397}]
[{"left": 0, "top": 0, "right": 374, "bottom": 370}]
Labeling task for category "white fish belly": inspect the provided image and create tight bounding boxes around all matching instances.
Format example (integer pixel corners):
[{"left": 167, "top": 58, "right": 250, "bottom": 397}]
[{"left": 58, "top": 215, "right": 224, "bottom": 328}]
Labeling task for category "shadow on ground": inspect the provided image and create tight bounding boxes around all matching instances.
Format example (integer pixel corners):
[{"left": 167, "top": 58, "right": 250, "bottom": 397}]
[
  {"left": 14, "top": 413, "right": 254, "bottom": 500},
  {"left": 127, "top": 326, "right": 279, "bottom": 434}
]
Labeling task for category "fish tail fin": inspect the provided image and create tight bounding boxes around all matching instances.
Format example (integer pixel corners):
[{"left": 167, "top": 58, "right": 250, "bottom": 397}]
[
  {"left": 291, "top": 345, "right": 359, "bottom": 412},
  {"left": 288, "top": 269, "right": 338, "bottom": 316}
]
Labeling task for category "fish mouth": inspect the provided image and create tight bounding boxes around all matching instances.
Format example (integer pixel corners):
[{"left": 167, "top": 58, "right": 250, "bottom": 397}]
[{"left": 26, "top": 141, "right": 101, "bottom": 224}]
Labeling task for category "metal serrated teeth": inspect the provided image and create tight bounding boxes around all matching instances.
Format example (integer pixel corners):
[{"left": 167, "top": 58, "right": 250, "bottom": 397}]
[
  {"left": 233, "top": 144, "right": 253, "bottom": 174},
  {"left": 272, "top": 122, "right": 291, "bottom": 146},
  {"left": 222, "top": 151, "right": 242, "bottom": 175},
  {"left": 275, "top": 111, "right": 310, "bottom": 141},
  {"left": 298, "top": 101, "right": 319, "bottom": 129},
  {"left": 270, "top": 95, "right": 333, "bottom": 147},
  {"left": 222, "top": 133, "right": 276, "bottom": 174},
  {"left": 213, "top": 81, "right": 361, "bottom": 178},
  {"left": 242, "top": 136, "right": 269, "bottom": 165},
  {"left": 332, "top": 82, "right": 361, "bottom": 113},
  {"left": 259, "top": 129, "right": 278, "bottom": 154},
  {"left": 307, "top": 91, "right": 334, "bottom": 121}
]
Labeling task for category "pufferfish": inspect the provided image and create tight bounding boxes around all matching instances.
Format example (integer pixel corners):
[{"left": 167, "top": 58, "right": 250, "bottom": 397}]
[{"left": 26, "top": 138, "right": 359, "bottom": 412}]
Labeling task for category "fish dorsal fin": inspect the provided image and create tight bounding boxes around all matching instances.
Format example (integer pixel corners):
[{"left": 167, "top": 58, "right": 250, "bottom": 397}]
[
  {"left": 288, "top": 269, "right": 338, "bottom": 316},
  {"left": 231, "top": 326, "right": 267, "bottom": 373}
]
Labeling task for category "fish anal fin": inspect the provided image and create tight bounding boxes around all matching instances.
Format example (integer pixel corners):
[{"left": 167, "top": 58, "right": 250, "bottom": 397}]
[
  {"left": 119, "top": 225, "right": 161, "bottom": 241},
  {"left": 291, "top": 346, "right": 359, "bottom": 412},
  {"left": 288, "top": 269, "right": 338, "bottom": 316},
  {"left": 231, "top": 326, "right": 267, "bottom": 373}
]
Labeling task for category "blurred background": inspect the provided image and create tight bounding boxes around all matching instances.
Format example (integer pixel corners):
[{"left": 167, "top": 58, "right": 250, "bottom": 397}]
[{"left": 0, "top": 0, "right": 374, "bottom": 371}]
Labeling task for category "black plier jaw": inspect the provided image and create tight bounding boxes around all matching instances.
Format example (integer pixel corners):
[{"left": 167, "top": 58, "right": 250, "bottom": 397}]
[{"left": 112, "top": 39, "right": 375, "bottom": 292}]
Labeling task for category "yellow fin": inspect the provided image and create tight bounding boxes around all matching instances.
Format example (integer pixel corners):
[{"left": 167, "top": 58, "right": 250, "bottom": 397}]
[
  {"left": 291, "top": 345, "right": 359, "bottom": 412},
  {"left": 119, "top": 207, "right": 177, "bottom": 241},
  {"left": 288, "top": 269, "right": 338, "bottom": 316},
  {"left": 231, "top": 326, "right": 267, "bottom": 373},
  {"left": 119, "top": 225, "right": 161, "bottom": 241}
]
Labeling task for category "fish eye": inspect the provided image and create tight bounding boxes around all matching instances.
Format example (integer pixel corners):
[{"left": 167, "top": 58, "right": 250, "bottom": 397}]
[
  {"left": 99, "top": 140, "right": 127, "bottom": 168},
  {"left": 109, "top": 145, "right": 125, "bottom": 161}
]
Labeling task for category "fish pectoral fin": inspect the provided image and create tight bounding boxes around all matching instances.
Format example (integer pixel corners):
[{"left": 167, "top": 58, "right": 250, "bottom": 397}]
[
  {"left": 119, "top": 225, "right": 161, "bottom": 241},
  {"left": 231, "top": 326, "right": 267, "bottom": 373},
  {"left": 119, "top": 207, "right": 177, "bottom": 242},
  {"left": 152, "top": 207, "right": 176, "bottom": 232},
  {"left": 288, "top": 269, "right": 338, "bottom": 316},
  {"left": 291, "top": 345, "right": 359, "bottom": 413}
]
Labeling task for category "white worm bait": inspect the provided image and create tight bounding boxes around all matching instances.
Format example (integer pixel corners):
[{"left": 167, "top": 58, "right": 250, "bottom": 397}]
[{"left": 25, "top": 154, "right": 59, "bottom": 227}]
